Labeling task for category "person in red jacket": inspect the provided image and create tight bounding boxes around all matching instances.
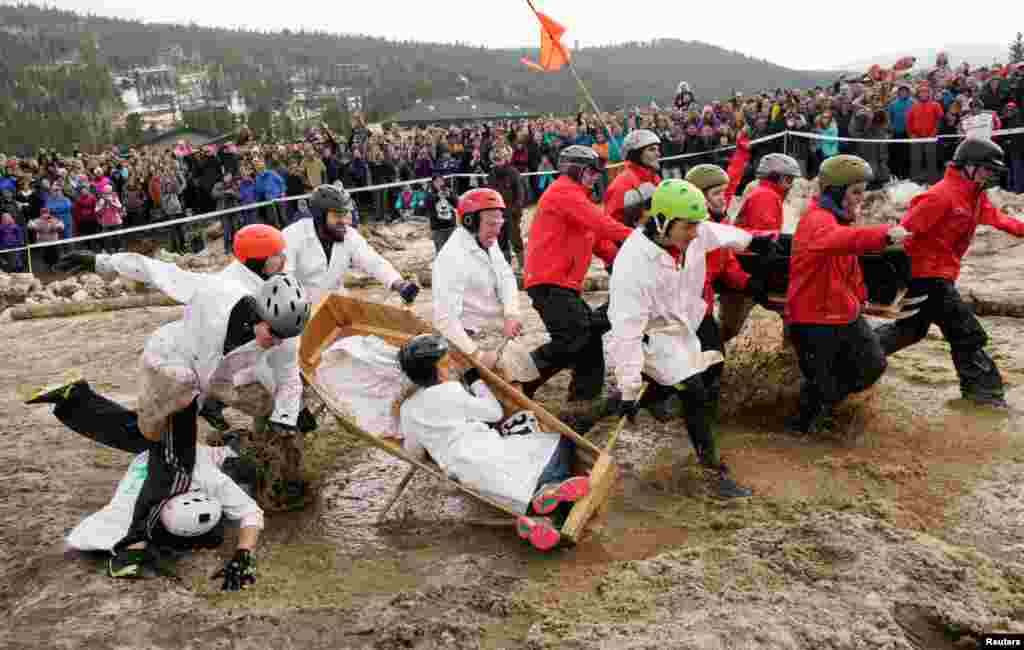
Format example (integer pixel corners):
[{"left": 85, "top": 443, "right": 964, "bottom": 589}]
[
  {"left": 907, "top": 84, "right": 946, "bottom": 183},
  {"left": 604, "top": 129, "right": 662, "bottom": 224},
  {"left": 736, "top": 153, "right": 802, "bottom": 231},
  {"left": 72, "top": 189, "right": 99, "bottom": 251},
  {"left": 513, "top": 146, "right": 632, "bottom": 416},
  {"left": 685, "top": 164, "right": 771, "bottom": 343},
  {"left": 876, "top": 138, "right": 1024, "bottom": 408},
  {"left": 785, "top": 155, "right": 910, "bottom": 433}
]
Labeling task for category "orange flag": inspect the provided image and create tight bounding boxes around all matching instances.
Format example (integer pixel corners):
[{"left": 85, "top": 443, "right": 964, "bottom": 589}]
[{"left": 521, "top": 9, "right": 571, "bottom": 72}]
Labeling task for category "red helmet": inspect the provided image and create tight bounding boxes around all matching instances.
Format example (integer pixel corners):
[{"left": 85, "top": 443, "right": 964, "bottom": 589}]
[
  {"left": 233, "top": 224, "right": 285, "bottom": 262},
  {"left": 457, "top": 188, "right": 505, "bottom": 229}
]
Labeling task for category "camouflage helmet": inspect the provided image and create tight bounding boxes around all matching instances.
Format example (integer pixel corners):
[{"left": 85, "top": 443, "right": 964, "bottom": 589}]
[
  {"left": 818, "top": 155, "right": 874, "bottom": 189},
  {"left": 685, "top": 164, "right": 730, "bottom": 192}
]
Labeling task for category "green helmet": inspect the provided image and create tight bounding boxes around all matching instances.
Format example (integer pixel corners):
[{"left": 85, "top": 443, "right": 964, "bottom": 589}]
[
  {"left": 685, "top": 164, "right": 730, "bottom": 192},
  {"left": 649, "top": 179, "right": 708, "bottom": 237},
  {"left": 818, "top": 155, "right": 874, "bottom": 189}
]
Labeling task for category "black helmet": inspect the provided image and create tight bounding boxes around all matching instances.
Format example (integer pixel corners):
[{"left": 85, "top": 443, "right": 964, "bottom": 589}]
[
  {"left": 310, "top": 183, "right": 354, "bottom": 212},
  {"left": 952, "top": 137, "right": 1006, "bottom": 171},
  {"left": 398, "top": 334, "right": 449, "bottom": 387}
]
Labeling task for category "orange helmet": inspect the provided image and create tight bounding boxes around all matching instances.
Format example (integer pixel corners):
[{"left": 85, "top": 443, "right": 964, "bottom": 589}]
[
  {"left": 457, "top": 188, "right": 505, "bottom": 230},
  {"left": 233, "top": 224, "right": 285, "bottom": 262}
]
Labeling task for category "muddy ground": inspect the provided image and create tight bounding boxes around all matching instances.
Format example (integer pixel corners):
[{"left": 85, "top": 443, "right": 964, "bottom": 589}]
[{"left": 3, "top": 234, "right": 1024, "bottom": 648}]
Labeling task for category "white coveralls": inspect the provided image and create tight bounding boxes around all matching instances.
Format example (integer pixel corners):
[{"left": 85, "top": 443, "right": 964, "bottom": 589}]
[
  {"left": 95, "top": 253, "right": 301, "bottom": 428},
  {"left": 400, "top": 379, "right": 559, "bottom": 514},
  {"left": 281, "top": 218, "right": 403, "bottom": 304},
  {"left": 606, "top": 223, "right": 752, "bottom": 400},
  {"left": 67, "top": 445, "right": 264, "bottom": 552},
  {"left": 431, "top": 227, "right": 520, "bottom": 356}
]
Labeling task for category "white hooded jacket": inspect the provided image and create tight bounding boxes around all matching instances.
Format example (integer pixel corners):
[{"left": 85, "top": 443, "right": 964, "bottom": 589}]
[
  {"left": 606, "top": 222, "right": 752, "bottom": 400},
  {"left": 282, "top": 217, "right": 402, "bottom": 304},
  {"left": 95, "top": 253, "right": 302, "bottom": 427}
]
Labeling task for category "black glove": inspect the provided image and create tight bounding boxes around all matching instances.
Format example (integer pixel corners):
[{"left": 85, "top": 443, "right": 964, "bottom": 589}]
[
  {"left": 395, "top": 280, "right": 420, "bottom": 305},
  {"left": 748, "top": 235, "right": 780, "bottom": 258},
  {"left": 677, "top": 375, "right": 708, "bottom": 403},
  {"left": 53, "top": 251, "right": 97, "bottom": 273},
  {"left": 214, "top": 549, "right": 256, "bottom": 592},
  {"left": 297, "top": 407, "right": 318, "bottom": 433},
  {"left": 619, "top": 399, "right": 640, "bottom": 422},
  {"left": 268, "top": 421, "right": 298, "bottom": 437}
]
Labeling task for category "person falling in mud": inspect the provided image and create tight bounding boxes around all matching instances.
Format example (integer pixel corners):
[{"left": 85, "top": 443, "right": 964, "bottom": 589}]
[
  {"left": 25, "top": 273, "right": 311, "bottom": 582},
  {"left": 784, "top": 155, "right": 911, "bottom": 433},
  {"left": 604, "top": 180, "right": 778, "bottom": 499},
  {"left": 876, "top": 138, "right": 1024, "bottom": 409},
  {"left": 394, "top": 334, "right": 590, "bottom": 551}
]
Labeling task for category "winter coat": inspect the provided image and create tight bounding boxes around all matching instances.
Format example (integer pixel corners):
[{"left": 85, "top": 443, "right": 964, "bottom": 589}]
[
  {"left": 817, "top": 123, "right": 840, "bottom": 157},
  {"left": 45, "top": 195, "right": 73, "bottom": 238},
  {"left": 425, "top": 189, "right": 457, "bottom": 232},
  {"left": 414, "top": 158, "right": 434, "bottom": 180},
  {"left": 94, "top": 253, "right": 303, "bottom": 427},
  {"left": 346, "top": 158, "right": 369, "bottom": 188},
  {"left": 907, "top": 101, "right": 945, "bottom": 138},
  {"left": 603, "top": 162, "right": 662, "bottom": 224},
  {"left": 302, "top": 157, "right": 326, "bottom": 189},
  {"left": 704, "top": 246, "right": 750, "bottom": 316},
  {"left": 161, "top": 176, "right": 183, "bottom": 217},
  {"left": 524, "top": 175, "right": 632, "bottom": 293},
  {"left": 401, "top": 381, "right": 559, "bottom": 515},
  {"left": 785, "top": 196, "right": 890, "bottom": 326},
  {"left": 736, "top": 179, "right": 786, "bottom": 231},
  {"left": 211, "top": 180, "right": 241, "bottom": 212},
  {"left": 254, "top": 170, "right": 285, "bottom": 201},
  {"left": 606, "top": 225, "right": 750, "bottom": 400},
  {"left": 28, "top": 215, "right": 65, "bottom": 242},
  {"left": 0, "top": 221, "right": 23, "bottom": 249},
  {"left": 432, "top": 227, "right": 519, "bottom": 356},
  {"left": 887, "top": 97, "right": 915, "bottom": 135},
  {"left": 73, "top": 192, "right": 97, "bottom": 230},
  {"left": 849, "top": 113, "right": 891, "bottom": 185},
  {"left": 902, "top": 167, "right": 1024, "bottom": 281},
  {"left": 96, "top": 195, "right": 125, "bottom": 227},
  {"left": 281, "top": 217, "right": 402, "bottom": 304}
]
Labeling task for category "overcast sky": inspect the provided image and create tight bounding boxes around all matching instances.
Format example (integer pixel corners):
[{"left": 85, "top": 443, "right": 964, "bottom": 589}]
[{"left": 49, "top": 0, "right": 1018, "bottom": 70}]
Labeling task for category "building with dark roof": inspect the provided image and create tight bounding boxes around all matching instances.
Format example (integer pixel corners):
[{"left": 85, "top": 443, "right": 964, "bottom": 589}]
[{"left": 390, "top": 96, "right": 542, "bottom": 126}]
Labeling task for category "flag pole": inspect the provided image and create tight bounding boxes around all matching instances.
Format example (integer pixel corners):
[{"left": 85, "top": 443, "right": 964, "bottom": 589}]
[{"left": 525, "top": 0, "right": 611, "bottom": 134}]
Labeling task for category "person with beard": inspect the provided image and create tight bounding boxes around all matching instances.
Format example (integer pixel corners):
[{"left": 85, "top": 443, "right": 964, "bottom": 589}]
[
  {"left": 604, "top": 129, "right": 662, "bottom": 224},
  {"left": 284, "top": 183, "right": 418, "bottom": 306},
  {"left": 425, "top": 173, "right": 459, "bottom": 256},
  {"left": 785, "top": 156, "right": 910, "bottom": 433},
  {"left": 876, "top": 139, "right": 1024, "bottom": 409}
]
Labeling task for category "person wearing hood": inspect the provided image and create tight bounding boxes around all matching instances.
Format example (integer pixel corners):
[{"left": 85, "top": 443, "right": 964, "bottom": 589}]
[
  {"left": 605, "top": 180, "right": 766, "bottom": 498},
  {"left": 604, "top": 129, "right": 662, "bottom": 224},
  {"left": 283, "top": 183, "right": 418, "bottom": 306},
  {"left": 26, "top": 273, "right": 310, "bottom": 584},
  {"left": 735, "top": 153, "right": 802, "bottom": 231},
  {"left": 785, "top": 155, "right": 911, "bottom": 433},
  {"left": 876, "top": 139, "right": 1024, "bottom": 408}
]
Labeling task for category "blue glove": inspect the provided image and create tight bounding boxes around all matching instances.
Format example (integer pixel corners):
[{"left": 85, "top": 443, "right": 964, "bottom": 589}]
[{"left": 395, "top": 280, "right": 420, "bottom": 305}]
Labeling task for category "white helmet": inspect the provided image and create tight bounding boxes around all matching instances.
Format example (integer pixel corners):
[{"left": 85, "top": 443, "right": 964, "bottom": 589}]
[
  {"left": 622, "top": 129, "right": 661, "bottom": 159},
  {"left": 499, "top": 410, "right": 541, "bottom": 437},
  {"left": 623, "top": 182, "right": 657, "bottom": 211},
  {"left": 160, "top": 491, "right": 222, "bottom": 537},
  {"left": 756, "top": 153, "right": 802, "bottom": 179},
  {"left": 257, "top": 273, "right": 311, "bottom": 339}
]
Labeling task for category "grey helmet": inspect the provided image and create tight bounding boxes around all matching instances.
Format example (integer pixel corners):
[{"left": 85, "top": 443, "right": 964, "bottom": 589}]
[
  {"left": 756, "top": 153, "right": 802, "bottom": 179},
  {"left": 310, "top": 183, "right": 354, "bottom": 213},
  {"left": 622, "top": 129, "right": 661, "bottom": 159},
  {"left": 257, "top": 273, "right": 311, "bottom": 339},
  {"left": 558, "top": 145, "right": 602, "bottom": 182}
]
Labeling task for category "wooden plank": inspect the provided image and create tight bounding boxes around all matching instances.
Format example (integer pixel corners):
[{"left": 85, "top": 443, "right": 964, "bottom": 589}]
[
  {"left": 377, "top": 466, "right": 418, "bottom": 523},
  {"left": 561, "top": 453, "right": 617, "bottom": 545}
]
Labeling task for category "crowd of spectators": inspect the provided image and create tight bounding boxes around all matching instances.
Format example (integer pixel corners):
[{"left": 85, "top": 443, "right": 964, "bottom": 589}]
[{"left": 1, "top": 52, "right": 1022, "bottom": 274}]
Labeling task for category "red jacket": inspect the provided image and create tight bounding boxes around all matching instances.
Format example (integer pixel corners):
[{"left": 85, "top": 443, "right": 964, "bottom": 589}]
[
  {"left": 525, "top": 175, "right": 632, "bottom": 293},
  {"left": 72, "top": 192, "right": 97, "bottom": 231},
  {"left": 902, "top": 167, "right": 1024, "bottom": 281},
  {"left": 603, "top": 161, "right": 661, "bottom": 224},
  {"left": 724, "top": 133, "right": 751, "bottom": 211},
  {"left": 705, "top": 248, "right": 750, "bottom": 315},
  {"left": 737, "top": 179, "right": 786, "bottom": 231},
  {"left": 786, "top": 200, "right": 890, "bottom": 325},
  {"left": 906, "top": 101, "right": 944, "bottom": 138}
]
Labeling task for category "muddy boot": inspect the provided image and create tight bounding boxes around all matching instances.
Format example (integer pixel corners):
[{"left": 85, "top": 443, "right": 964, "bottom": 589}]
[
  {"left": 558, "top": 400, "right": 602, "bottom": 434},
  {"left": 711, "top": 463, "right": 752, "bottom": 499},
  {"left": 25, "top": 378, "right": 86, "bottom": 405},
  {"left": 784, "top": 388, "right": 828, "bottom": 434},
  {"left": 953, "top": 347, "right": 1008, "bottom": 409},
  {"left": 647, "top": 391, "right": 683, "bottom": 422}
]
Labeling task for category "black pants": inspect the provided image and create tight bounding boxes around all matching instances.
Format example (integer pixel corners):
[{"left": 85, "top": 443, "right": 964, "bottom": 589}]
[
  {"left": 526, "top": 286, "right": 609, "bottom": 401},
  {"left": 681, "top": 314, "right": 725, "bottom": 465},
  {"left": 55, "top": 383, "right": 199, "bottom": 549},
  {"left": 876, "top": 278, "right": 1004, "bottom": 401},
  {"left": 789, "top": 315, "right": 888, "bottom": 425}
]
